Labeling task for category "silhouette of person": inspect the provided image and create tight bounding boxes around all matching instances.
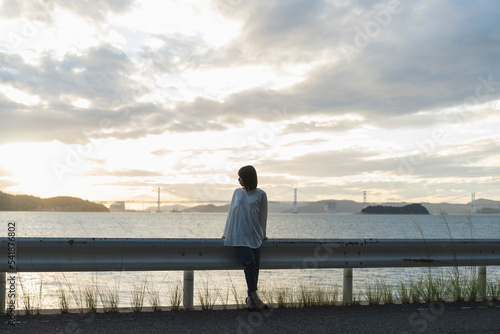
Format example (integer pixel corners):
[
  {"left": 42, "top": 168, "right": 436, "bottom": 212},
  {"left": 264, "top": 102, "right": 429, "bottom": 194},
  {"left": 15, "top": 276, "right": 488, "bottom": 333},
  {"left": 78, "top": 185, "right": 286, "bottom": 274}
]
[{"left": 222, "top": 165, "right": 269, "bottom": 311}]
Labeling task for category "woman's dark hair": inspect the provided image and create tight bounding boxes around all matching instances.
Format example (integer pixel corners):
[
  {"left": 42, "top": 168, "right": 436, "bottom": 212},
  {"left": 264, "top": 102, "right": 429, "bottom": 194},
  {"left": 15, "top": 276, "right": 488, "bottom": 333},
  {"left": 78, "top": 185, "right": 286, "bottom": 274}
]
[{"left": 238, "top": 165, "right": 258, "bottom": 191}]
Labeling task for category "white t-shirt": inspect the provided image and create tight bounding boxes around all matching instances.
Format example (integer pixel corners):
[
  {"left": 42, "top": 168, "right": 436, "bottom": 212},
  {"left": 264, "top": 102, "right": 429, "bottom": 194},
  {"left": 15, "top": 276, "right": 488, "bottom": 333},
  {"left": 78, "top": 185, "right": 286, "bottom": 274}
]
[{"left": 223, "top": 188, "right": 268, "bottom": 248}]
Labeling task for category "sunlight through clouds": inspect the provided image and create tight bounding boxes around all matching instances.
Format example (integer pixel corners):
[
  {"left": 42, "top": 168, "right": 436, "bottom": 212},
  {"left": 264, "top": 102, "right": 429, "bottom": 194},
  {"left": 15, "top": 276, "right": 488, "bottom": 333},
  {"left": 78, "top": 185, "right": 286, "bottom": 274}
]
[
  {"left": 0, "top": 0, "right": 499, "bottom": 203},
  {"left": 0, "top": 84, "right": 40, "bottom": 106}
]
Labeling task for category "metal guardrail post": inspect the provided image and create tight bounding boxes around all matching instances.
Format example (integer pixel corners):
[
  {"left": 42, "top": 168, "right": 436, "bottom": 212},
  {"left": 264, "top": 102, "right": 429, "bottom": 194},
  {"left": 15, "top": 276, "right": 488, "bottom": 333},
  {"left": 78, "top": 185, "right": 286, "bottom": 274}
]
[
  {"left": 343, "top": 268, "right": 353, "bottom": 305},
  {"left": 183, "top": 270, "right": 194, "bottom": 310},
  {"left": 0, "top": 272, "right": 5, "bottom": 314},
  {"left": 478, "top": 266, "right": 487, "bottom": 300}
]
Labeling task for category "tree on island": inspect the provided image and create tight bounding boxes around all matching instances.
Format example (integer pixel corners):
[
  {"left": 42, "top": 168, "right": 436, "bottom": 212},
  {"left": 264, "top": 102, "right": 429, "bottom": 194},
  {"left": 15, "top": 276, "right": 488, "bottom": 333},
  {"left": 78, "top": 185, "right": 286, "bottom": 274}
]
[{"left": 361, "top": 203, "right": 429, "bottom": 214}]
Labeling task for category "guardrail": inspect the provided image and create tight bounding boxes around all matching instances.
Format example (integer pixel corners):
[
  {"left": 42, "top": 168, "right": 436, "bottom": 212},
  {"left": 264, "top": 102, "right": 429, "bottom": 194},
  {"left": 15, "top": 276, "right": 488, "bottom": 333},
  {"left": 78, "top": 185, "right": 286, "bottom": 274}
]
[{"left": 1, "top": 237, "right": 499, "bottom": 312}]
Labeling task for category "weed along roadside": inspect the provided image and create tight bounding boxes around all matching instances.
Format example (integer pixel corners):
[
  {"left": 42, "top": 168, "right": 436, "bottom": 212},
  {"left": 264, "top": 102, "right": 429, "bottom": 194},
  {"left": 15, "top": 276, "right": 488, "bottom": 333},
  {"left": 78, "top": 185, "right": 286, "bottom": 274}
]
[{"left": 2, "top": 266, "right": 499, "bottom": 315}]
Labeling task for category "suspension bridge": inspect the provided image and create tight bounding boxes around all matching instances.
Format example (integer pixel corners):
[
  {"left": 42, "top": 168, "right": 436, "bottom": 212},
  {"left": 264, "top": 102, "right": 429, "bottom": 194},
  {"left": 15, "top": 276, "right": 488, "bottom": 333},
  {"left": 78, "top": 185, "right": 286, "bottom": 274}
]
[{"left": 94, "top": 187, "right": 370, "bottom": 213}]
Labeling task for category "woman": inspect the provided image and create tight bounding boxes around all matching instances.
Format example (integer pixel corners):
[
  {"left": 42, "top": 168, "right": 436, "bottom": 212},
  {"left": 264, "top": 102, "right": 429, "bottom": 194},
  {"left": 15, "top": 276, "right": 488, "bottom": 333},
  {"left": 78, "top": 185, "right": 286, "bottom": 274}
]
[{"left": 222, "top": 165, "right": 269, "bottom": 311}]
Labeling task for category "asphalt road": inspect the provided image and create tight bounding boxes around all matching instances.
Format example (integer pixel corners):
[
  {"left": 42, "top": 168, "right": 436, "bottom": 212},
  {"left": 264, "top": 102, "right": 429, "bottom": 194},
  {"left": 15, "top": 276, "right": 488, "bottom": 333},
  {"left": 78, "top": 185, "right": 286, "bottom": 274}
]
[{"left": 1, "top": 301, "right": 499, "bottom": 334}]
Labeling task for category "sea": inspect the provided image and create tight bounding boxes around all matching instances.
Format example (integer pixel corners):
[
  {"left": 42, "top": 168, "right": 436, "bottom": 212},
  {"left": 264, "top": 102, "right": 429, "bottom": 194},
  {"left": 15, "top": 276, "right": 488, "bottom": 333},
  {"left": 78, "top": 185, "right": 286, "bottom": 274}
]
[{"left": 1, "top": 211, "right": 499, "bottom": 310}]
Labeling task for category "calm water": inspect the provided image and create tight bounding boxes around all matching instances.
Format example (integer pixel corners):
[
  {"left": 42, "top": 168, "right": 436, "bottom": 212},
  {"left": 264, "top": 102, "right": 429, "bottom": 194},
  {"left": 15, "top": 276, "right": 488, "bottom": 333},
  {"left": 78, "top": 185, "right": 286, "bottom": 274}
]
[
  {"left": 1, "top": 212, "right": 499, "bottom": 309},
  {"left": 3, "top": 211, "right": 500, "bottom": 239}
]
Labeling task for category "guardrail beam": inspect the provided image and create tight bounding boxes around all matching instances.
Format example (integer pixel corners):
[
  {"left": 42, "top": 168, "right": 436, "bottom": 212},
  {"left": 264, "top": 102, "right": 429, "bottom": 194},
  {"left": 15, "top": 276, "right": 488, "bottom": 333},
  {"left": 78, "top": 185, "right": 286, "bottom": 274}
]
[{"left": 1, "top": 238, "right": 499, "bottom": 272}]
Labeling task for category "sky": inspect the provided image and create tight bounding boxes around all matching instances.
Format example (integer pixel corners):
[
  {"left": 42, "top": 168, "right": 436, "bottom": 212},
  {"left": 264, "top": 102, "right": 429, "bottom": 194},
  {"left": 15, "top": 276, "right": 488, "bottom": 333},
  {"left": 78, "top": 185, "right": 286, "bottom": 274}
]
[{"left": 0, "top": 0, "right": 499, "bottom": 206}]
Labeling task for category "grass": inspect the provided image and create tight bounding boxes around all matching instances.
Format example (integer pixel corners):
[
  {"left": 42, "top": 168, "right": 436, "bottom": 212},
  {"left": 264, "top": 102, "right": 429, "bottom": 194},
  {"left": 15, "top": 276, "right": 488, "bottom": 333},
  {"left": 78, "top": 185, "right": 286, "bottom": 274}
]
[
  {"left": 463, "top": 269, "right": 481, "bottom": 302},
  {"left": 264, "top": 284, "right": 339, "bottom": 307},
  {"left": 362, "top": 280, "right": 382, "bottom": 305},
  {"left": 83, "top": 285, "right": 98, "bottom": 312},
  {"left": 228, "top": 275, "right": 242, "bottom": 309},
  {"left": 219, "top": 285, "right": 231, "bottom": 310},
  {"left": 418, "top": 272, "right": 442, "bottom": 303},
  {"left": 359, "top": 279, "right": 396, "bottom": 305},
  {"left": 397, "top": 282, "right": 411, "bottom": 303},
  {"left": 299, "top": 284, "right": 317, "bottom": 307},
  {"left": 147, "top": 273, "right": 169, "bottom": 311},
  {"left": 18, "top": 277, "right": 43, "bottom": 315},
  {"left": 131, "top": 279, "right": 148, "bottom": 312},
  {"left": 380, "top": 280, "right": 394, "bottom": 304},
  {"left": 169, "top": 280, "right": 182, "bottom": 311},
  {"left": 393, "top": 268, "right": 486, "bottom": 304},
  {"left": 9, "top": 268, "right": 499, "bottom": 313},
  {"left": 147, "top": 285, "right": 162, "bottom": 312},
  {"left": 276, "top": 286, "right": 294, "bottom": 307},
  {"left": 198, "top": 274, "right": 217, "bottom": 310},
  {"left": 487, "top": 279, "right": 500, "bottom": 300},
  {"left": 100, "top": 282, "right": 120, "bottom": 312},
  {"left": 57, "top": 284, "right": 71, "bottom": 313},
  {"left": 409, "top": 278, "right": 421, "bottom": 303}
]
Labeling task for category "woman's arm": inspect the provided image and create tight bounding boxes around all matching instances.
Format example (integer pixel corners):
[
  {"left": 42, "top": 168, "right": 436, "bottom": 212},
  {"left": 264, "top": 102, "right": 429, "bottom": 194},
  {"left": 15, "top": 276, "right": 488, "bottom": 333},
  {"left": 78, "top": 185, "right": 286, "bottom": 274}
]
[
  {"left": 222, "top": 189, "right": 238, "bottom": 239},
  {"left": 259, "top": 191, "right": 268, "bottom": 239}
]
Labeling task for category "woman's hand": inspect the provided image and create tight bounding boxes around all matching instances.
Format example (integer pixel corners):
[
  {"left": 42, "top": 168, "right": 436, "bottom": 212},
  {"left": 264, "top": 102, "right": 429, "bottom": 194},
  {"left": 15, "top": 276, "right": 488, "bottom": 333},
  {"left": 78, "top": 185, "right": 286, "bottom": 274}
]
[
  {"left": 263, "top": 237, "right": 268, "bottom": 241},
  {"left": 221, "top": 236, "right": 226, "bottom": 239}
]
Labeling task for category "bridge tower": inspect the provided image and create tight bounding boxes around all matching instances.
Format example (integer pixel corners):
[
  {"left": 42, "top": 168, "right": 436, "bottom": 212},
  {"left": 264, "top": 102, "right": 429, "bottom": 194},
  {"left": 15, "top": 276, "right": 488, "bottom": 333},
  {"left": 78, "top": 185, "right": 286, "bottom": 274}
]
[
  {"left": 471, "top": 192, "right": 476, "bottom": 214},
  {"left": 293, "top": 188, "right": 298, "bottom": 213},
  {"left": 363, "top": 191, "right": 367, "bottom": 208},
  {"left": 157, "top": 187, "right": 161, "bottom": 212}
]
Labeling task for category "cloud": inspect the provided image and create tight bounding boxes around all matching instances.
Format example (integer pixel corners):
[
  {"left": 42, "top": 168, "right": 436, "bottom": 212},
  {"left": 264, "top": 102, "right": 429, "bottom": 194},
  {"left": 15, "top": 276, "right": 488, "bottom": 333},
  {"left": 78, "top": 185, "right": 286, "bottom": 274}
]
[
  {"left": 3, "top": 0, "right": 499, "bottom": 147},
  {"left": 260, "top": 149, "right": 384, "bottom": 177},
  {"left": 150, "top": 149, "right": 172, "bottom": 157},
  {"left": 0, "top": 45, "right": 181, "bottom": 144},
  {"left": 212, "top": 0, "right": 345, "bottom": 65},
  {"left": 238, "top": 0, "right": 328, "bottom": 50},
  {"left": 397, "top": 138, "right": 500, "bottom": 178},
  {"left": 282, "top": 137, "right": 331, "bottom": 147},
  {"left": 0, "top": 179, "right": 17, "bottom": 191},
  {"left": 0, "top": 45, "right": 137, "bottom": 106},
  {"left": 281, "top": 119, "right": 364, "bottom": 134},
  {"left": 202, "top": 0, "right": 500, "bottom": 125},
  {"left": 82, "top": 168, "right": 163, "bottom": 177},
  {"left": 259, "top": 137, "right": 500, "bottom": 179},
  {"left": 0, "top": 40, "right": 235, "bottom": 145}
]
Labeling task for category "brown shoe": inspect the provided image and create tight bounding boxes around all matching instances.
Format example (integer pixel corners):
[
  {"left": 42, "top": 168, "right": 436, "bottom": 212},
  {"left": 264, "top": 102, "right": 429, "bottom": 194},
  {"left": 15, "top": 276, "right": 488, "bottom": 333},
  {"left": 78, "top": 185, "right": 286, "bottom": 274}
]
[
  {"left": 251, "top": 297, "right": 269, "bottom": 311},
  {"left": 245, "top": 297, "right": 256, "bottom": 312}
]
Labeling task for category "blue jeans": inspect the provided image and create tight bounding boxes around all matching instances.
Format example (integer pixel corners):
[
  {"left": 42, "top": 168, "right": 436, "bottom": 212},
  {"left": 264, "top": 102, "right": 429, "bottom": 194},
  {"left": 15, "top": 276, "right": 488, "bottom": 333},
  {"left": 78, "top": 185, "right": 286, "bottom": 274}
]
[{"left": 235, "top": 246, "right": 261, "bottom": 297}]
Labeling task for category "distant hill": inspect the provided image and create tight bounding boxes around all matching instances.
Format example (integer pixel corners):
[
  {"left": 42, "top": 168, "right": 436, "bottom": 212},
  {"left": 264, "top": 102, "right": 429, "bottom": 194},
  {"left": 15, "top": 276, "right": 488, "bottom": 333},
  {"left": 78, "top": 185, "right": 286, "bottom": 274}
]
[
  {"left": 163, "top": 201, "right": 295, "bottom": 213},
  {"left": 143, "top": 198, "right": 499, "bottom": 214},
  {"left": 282, "top": 200, "right": 363, "bottom": 213},
  {"left": 145, "top": 204, "right": 190, "bottom": 212},
  {"left": 0, "top": 191, "right": 109, "bottom": 212},
  {"left": 182, "top": 204, "right": 231, "bottom": 213}
]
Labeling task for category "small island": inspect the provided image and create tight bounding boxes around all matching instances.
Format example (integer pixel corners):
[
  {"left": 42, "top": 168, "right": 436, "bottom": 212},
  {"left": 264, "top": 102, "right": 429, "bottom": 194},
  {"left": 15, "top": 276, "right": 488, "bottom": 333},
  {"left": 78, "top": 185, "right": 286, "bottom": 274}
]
[
  {"left": 0, "top": 191, "right": 109, "bottom": 212},
  {"left": 361, "top": 203, "right": 429, "bottom": 215},
  {"left": 476, "top": 207, "right": 500, "bottom": 214}
]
